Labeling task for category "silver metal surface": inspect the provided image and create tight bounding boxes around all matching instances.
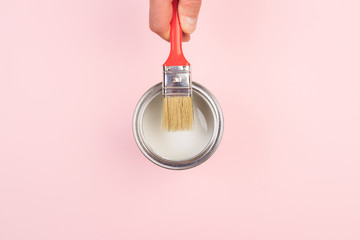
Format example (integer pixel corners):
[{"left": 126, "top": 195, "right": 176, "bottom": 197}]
[
  {"left": 133, "top": 82, "right": 224, "bottom": 170},
  {"left": 163, "top": 66, "right": 192, "bottom": 97}
]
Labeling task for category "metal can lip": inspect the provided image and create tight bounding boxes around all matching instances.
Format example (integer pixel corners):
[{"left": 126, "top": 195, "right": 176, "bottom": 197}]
[{"left": 133, "top": 82, "right": 224, "bottom": 170}]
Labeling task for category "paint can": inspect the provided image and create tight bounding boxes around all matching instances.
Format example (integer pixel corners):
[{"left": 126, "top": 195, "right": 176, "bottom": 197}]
[{"left": 133, "top": 82, "right": 224, "bottom": 170}]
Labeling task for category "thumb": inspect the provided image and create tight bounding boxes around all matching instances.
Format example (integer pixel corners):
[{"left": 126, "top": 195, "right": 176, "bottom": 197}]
[{"left": 178, "top": 0, "right": 202, "bottom": 35}]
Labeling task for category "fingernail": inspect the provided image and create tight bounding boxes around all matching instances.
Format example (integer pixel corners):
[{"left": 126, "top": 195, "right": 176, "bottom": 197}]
[
  {"left": 164, "top": 29, "right": 170, "bottom": 41},
  {"left": 182, "top": 17, "right": 197, "bottom": 34}
]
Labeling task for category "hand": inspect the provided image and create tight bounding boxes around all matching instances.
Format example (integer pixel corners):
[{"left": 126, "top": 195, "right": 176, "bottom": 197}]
[{"left": 149, "top": 0, "right": 202, "bottom": 42}]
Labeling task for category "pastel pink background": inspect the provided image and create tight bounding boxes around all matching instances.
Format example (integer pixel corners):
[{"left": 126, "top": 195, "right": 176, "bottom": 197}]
[{"left": 1, "top": 0, "right": 360, "bottom": 239}]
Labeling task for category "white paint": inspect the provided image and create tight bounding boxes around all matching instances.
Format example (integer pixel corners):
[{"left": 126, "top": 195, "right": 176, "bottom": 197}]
[{"left": 142, "top": 93, "right": 214, "bottom": 161}]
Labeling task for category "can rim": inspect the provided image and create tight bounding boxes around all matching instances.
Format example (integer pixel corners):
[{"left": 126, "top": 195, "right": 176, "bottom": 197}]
[{"left": 133, "top": 82, "right": 224, "bottom": 170}]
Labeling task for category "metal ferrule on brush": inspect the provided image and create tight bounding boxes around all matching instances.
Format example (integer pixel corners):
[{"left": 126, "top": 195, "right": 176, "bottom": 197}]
[{"left": 163, "top": 66, "right": 192, "bottom": 97}]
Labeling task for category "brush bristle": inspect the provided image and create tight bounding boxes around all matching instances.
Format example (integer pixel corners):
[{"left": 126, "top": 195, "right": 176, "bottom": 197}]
[{"left": 162, "top": 96, "right": 193, "bottom": 131}]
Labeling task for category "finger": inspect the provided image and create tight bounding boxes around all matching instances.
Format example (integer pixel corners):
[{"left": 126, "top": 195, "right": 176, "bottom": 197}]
[
  {"left": 149, "top": 0, "right": 172, "bottom": 41},
  {"left": 178, "top": 0, "right": 202, "bottom": 34}
]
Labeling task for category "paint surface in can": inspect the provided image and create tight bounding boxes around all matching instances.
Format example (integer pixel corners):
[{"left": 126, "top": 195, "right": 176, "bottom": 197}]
[{"left": 142, "top": 93, "right": 214, "bottom": 161}]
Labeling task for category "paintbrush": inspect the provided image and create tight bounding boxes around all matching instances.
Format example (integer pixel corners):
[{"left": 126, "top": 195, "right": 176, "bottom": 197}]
[{"left": 162, "top": 0, "right": 193, "bottom": 131}]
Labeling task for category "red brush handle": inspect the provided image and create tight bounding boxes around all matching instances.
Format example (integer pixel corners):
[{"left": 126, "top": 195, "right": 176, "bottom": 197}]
[{"left": 163, "top": 0, "right": 190, "bottom": 67}]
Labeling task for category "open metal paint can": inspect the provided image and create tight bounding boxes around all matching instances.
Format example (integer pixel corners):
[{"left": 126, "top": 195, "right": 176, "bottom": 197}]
[{"left": 133, "top": 82, "right": 224, "bottom": 170}]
